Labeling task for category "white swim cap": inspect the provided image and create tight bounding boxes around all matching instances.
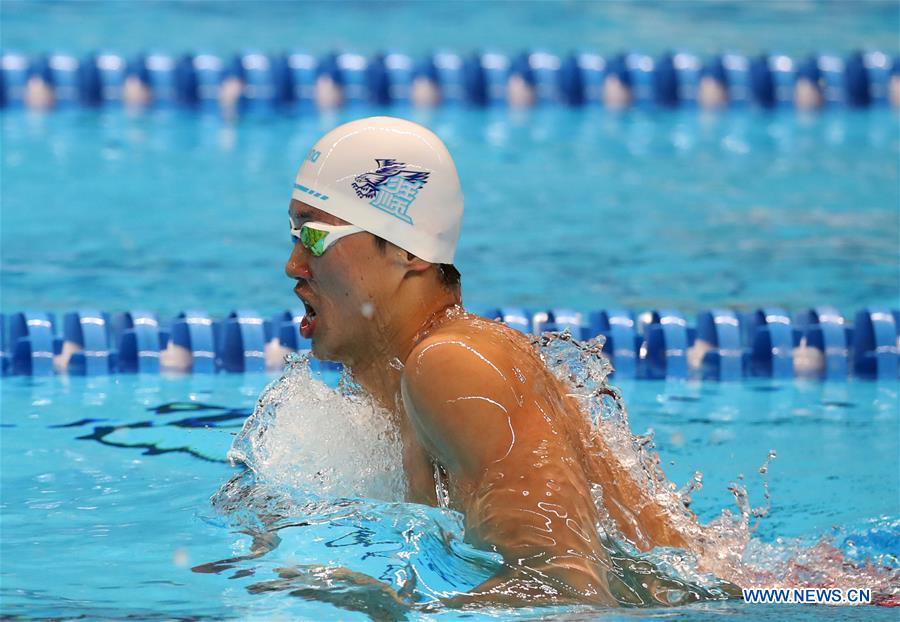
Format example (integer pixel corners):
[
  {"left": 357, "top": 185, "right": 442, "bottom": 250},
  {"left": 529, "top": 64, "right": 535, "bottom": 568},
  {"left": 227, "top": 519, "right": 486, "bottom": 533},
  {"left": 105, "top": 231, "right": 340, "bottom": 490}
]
[{"left": 292, "top": 116, "right": 464, "bottom": 264}]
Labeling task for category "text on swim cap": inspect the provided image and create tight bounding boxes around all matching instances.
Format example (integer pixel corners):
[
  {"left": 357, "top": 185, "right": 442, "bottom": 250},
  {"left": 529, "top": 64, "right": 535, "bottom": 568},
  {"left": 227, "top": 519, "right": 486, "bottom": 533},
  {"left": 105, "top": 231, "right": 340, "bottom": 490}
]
[{"left": 351, "top": 159, "right": 430, "bottom": 225}]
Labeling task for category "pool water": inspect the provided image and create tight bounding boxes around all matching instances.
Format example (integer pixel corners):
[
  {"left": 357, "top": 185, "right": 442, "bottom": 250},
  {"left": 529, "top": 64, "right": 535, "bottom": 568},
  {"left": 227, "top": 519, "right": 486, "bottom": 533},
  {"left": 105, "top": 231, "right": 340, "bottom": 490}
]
[
  {"left": 3, "top": 0, "right": 900, "bottom": 619},
  {"left": 2, "top": 0, "right": 898, "bottom": 59},
  {"left": 1, "top": 370, "right": 897, "bottom": 619},
  {"left": 2, "top": 107, "right": 897, "bottom": 317}
]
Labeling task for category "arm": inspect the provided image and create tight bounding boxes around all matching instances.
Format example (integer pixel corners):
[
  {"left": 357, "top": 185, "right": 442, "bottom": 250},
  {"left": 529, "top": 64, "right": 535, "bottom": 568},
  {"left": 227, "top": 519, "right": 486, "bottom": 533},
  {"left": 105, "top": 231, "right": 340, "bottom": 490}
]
[
  {"left": 400, "top": 335, "right": 616, "bottom": 605},
  {"left": 584, "top": 428, "right": 693, "bottom": 552}
]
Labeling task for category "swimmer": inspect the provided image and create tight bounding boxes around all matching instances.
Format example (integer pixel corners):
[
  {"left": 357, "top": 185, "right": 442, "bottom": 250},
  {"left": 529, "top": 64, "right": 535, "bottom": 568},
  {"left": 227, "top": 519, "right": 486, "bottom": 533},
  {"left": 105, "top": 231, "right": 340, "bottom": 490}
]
[{"left": 284, "top": 117, "right": 708, "bottom": 607}]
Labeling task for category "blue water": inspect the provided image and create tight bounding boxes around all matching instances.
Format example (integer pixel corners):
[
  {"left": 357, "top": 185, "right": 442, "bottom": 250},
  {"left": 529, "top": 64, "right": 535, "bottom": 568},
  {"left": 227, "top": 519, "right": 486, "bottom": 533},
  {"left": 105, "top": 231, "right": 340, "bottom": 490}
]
[
  {"left": 2, "top": 0, "right": 898, "bottom": 58},
  {"left": 0, "top": 373, "right": 897, "bottom": 619},
  {"left": 2, "top": 107, "right": 898, "bottom": 317}
]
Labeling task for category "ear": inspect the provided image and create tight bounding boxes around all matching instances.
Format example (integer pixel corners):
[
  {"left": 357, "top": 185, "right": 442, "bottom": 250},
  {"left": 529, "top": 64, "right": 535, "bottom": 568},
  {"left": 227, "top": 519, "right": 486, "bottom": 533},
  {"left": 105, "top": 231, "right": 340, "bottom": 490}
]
[
  {"left": 381, "top": 238, "right": 432, "bottom": 274},
  {"left": 402, "top": 251, "right": 432, "bottom": 274}
]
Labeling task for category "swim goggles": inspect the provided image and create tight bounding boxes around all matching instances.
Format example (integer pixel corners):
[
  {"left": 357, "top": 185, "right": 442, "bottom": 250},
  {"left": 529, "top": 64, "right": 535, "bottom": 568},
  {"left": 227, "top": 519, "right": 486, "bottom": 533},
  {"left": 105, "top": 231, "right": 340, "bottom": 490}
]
[{"left": 290, "top": 219, "right": 365, "bottom": 257}]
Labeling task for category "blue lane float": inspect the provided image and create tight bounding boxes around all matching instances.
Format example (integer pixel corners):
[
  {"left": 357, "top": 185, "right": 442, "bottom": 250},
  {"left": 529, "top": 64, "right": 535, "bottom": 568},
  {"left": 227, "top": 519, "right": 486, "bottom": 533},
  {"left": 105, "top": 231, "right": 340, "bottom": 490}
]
[
  {"left": 532, "top": 308, "right": 583, "bottom": 335},
  {"left": 217, "top": 310, "right": 266, "bottom": 373},
  {"left": 144, "top": 52, "right": 182, "bottom": 106},
  {"left": 61, "top": 310, "right": 111, "bottom": 376},
  {"left": 2, "top": 49, "right": 897, "bottom": 112},
  {"left": 694, "top": 308, "right": 743, "bottom": 381},
  {"left": 232, "top": 51, "right": 279, "bottom": 113},
  {"left": 485, "top": 307, "right": 531, "bottom": 333},
  {"left": 0, "top": 314, "right": 7, "bottom": 375},
  {"left": 270, "top": 309, "right": 310, "bottom": 353},
  {"left": 8, "top": 311, "right": 55, "bottom": 376},
  {"left": 794, "top": 307, "right": 849, "bottom": 380},
  {"left": 2, "top": 306, "right": 897, "bottom": 380},
  {"left": 90, "top": 52, "right": 127, "bottom": 104},
  {"left": 587, "top": 309, "right": 639, "bottom": 378},
  {"left": 852, "top": 308, "right": 899, "bottom": 380},
  {"left": 642, "top": 309, "right": 690, "bottom": 380},
  {"left": 744, "top": 307, "right": 795, "bottom": 379},
  {"left": 111, "top": 311, "right": 163, "bottom": 374},
  {"left": 190, "top": 52, "right": 226, "bottom": 111},
  {"left": 168, "top": 310, "right": 216, "bottom": 374}
]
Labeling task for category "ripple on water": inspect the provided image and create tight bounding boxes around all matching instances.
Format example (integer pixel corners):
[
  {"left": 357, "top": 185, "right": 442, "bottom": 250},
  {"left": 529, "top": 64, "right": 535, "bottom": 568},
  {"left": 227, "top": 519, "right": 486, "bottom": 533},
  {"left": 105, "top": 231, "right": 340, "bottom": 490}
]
[{"left": 207, "top": 337, "right": 899, "bottom": 611}]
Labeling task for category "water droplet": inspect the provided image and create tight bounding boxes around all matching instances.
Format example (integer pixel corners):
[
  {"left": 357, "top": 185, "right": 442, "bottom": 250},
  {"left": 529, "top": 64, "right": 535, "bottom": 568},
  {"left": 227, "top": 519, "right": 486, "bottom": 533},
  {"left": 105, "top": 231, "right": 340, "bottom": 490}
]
[
  {"left": 758, "top": 449, "right": 777, "bottom": 474},
  {"left": 389, "top": 357, "right": 404, "bottom": 371},
  {"left": 360, "top": 302, "right": 375, "bottom": 319}
]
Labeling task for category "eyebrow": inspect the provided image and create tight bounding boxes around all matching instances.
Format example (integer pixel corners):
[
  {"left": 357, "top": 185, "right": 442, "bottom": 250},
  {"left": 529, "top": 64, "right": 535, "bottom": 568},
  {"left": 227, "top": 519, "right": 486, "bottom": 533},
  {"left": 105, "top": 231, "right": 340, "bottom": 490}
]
[{"left": 288, "top": 208, "right": 316, "bottom": 222}]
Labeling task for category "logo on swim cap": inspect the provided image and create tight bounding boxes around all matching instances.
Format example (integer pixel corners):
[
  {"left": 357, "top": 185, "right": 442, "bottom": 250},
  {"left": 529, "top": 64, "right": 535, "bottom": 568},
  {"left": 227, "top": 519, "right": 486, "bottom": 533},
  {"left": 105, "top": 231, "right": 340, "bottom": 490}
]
[{"left": 351, "top": 159, "right": 430, "bottom": 225}]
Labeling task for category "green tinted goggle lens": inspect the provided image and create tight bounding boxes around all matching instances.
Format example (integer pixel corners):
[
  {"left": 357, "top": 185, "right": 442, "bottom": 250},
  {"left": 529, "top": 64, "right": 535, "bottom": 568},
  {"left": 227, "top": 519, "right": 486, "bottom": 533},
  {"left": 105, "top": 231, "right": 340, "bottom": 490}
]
[{"left": 299, "top": 225, "right": 328, "bottom": 257}]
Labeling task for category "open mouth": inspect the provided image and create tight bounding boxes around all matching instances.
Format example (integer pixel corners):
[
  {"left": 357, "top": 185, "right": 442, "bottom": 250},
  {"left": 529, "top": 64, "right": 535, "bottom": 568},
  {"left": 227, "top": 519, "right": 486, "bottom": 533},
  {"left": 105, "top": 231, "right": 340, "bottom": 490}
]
[
  {"left": 299, "top": 299, "right": 318, "bottom": 339},
  {"left": 300, "top": 299, "right": 316, "bottom": 318},
  {"left": 300, "top": 305, "right": 318, "bottom": 339}
]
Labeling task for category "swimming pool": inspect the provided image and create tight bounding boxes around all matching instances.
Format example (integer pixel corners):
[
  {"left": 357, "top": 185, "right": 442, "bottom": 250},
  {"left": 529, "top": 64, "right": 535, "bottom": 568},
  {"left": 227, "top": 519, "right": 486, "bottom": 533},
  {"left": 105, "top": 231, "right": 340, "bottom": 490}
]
[
  {"left": 2, "top": 1, "right": 899, "bottom": 619},
  {"left": 3, "top": 103, "right": 898, "bottom": 617},
  {"left": 1, "top": 370, "right": 897, "bottom": 619}
]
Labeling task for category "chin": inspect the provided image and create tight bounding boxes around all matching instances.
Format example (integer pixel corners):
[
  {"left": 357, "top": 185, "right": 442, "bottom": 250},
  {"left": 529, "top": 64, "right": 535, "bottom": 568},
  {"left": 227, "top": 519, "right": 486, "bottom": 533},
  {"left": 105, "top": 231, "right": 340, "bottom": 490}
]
[
  {"left": 310, "top": 338, "right": 331, "bottom": 361},
  {"left": 310, "top": 336, "right": 347, "bottom": 365}
]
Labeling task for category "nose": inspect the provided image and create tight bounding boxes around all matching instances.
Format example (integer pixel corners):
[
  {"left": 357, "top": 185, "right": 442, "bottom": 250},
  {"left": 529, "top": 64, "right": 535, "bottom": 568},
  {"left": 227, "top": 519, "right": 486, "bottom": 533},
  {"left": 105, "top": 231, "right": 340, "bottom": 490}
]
[{"left": 285, "top": 241, "right": 313, "bottom": 280}]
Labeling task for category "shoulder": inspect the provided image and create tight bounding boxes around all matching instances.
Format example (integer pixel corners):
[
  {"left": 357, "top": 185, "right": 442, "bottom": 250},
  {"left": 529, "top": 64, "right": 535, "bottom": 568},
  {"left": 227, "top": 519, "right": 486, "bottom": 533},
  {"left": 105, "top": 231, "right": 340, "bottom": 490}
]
[
  {"left": 402, "top": 320, "right": 521, "bottom": 402},
  {"left": 399, "top": 319, "right": 528, "bottom": 471}
]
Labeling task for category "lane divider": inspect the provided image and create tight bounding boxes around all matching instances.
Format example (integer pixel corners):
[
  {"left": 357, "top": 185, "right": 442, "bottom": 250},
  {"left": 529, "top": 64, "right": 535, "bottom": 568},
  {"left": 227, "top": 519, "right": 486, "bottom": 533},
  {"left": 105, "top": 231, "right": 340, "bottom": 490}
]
[
  {"left": 1, "top": 306, "right": 896, "bottom": 380},
  {"left": 2, "top": 50, "right": 897, "bottom": 112}
]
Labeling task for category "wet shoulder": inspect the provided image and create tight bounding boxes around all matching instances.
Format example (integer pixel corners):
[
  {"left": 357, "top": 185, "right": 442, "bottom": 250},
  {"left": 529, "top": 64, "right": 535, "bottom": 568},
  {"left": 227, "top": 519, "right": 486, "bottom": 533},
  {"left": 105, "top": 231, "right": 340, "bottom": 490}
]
[
  {"left": 407, "top": 315, "right": 529, "bottom": 377},
  {"left": 400, "top": 314, "right": 539, "bottom": 473},
  {"left": 402, "top": 315, "right": 534, "bottom": 403}
]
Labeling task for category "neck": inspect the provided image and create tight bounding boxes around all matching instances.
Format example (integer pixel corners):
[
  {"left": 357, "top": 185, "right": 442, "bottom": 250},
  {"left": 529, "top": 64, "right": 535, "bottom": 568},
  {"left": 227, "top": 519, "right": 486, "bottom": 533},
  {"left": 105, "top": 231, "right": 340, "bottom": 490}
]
[{"left": 349, "top": 279, "right": 460, "bottom": 413}]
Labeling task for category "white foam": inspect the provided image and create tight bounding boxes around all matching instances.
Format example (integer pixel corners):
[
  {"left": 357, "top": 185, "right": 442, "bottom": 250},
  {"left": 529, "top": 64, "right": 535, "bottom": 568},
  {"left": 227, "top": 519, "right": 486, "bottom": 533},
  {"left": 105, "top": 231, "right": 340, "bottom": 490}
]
[{"left": 228, "top": 353, "right": 406, "bottom": 502}]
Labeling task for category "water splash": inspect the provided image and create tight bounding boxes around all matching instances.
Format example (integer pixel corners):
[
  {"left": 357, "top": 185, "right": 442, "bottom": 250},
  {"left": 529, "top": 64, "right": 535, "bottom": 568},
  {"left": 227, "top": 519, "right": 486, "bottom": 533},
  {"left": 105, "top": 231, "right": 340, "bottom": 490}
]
[
  {"left": 209, "top": 333, "right": 899, "bottom": 607},
  {"left": 536, "top": 331, "right": 899, "bottom": 597},
  {"left": 534, "top": 331, "right": 747, "bottom": 587},
  {"left": 226, "top": 352, "right": 406, "bottom": 502}
]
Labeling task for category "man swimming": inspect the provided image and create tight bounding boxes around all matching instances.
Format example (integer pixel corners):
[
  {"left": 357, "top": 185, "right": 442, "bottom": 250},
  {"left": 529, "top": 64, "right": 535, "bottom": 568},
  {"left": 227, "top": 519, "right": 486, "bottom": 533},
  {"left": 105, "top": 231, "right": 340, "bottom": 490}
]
[{"left": 285, "top": 117, "right": 706, "bottom": 606}]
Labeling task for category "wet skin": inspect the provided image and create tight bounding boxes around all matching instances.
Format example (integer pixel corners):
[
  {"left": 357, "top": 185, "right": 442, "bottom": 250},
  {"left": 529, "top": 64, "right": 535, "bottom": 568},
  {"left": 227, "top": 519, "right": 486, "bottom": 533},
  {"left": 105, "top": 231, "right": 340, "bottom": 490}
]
[
  {"left": 402, "top": 316, "right": 707, "bottom": 606},
  {"left": 285, "top": 199, "right": 695, "bottom": 606}
]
